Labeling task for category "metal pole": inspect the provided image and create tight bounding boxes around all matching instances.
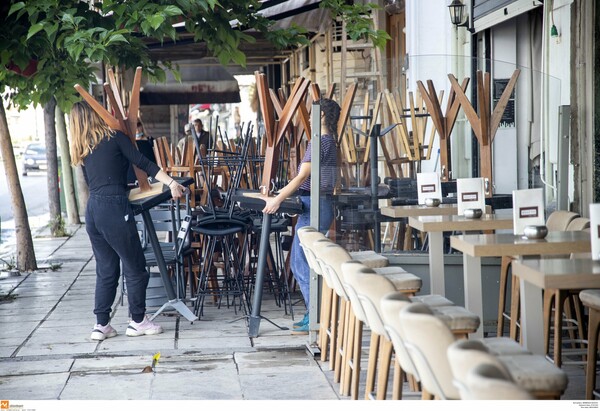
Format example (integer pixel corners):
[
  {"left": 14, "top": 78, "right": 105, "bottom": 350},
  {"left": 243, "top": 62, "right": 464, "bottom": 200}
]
[
  {"left": 308, "top": 102, "right": 322, "bottom": 351},
  {"left": 371, "top": 124, "right": 381, "bottom": 253}
]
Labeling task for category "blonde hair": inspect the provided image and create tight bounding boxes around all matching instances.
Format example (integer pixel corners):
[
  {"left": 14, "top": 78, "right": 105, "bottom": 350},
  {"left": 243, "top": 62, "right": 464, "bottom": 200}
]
[{"left": 69, "top": 101, "right": 113, "bottom": 166}]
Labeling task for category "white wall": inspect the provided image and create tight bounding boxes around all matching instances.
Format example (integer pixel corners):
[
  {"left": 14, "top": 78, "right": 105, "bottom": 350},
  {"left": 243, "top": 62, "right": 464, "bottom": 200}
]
[
  {"left": 406, "top": 0, "right": 456, "bottom": 174},
  {"left": 491, "top": 20, "right": 520, "bottom": 194}
]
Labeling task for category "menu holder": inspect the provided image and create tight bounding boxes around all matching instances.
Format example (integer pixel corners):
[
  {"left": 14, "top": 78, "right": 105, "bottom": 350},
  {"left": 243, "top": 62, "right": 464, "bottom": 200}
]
[
  {"left": 416, "top": 172, "right": 441, "bottom": 205},
  {"left": 590, "top": 203, "right": 600, "bottom": 260},
  {"left": 512, "top": 188, "right": 545, "bottom": 235},
  {"left": 457, "top": 177, "right": 486, "bottom": 216}
]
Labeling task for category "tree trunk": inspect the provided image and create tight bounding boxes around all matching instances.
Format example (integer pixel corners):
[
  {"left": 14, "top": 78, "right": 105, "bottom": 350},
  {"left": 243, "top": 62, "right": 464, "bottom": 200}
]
[
  {"left": 74, "top": 165, "right": 89, "bottom": 215},
  {"left": 55, "top": 106, "right": 80, "bottom": 225},
  {"left": 43, "top": 97, "right": 62, "bottom": 236},
  {"left": 0, "top": 102, "right": 37, "bottom": 271}
]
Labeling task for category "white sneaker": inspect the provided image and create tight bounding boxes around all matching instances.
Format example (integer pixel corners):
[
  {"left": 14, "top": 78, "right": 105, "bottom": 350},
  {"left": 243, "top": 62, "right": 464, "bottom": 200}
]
[
  {"left": 126, "top": 316, "right": 164, "bottom": 337},
  {"left": 91, "top": 323, "right": 117, "bottom": 341}
]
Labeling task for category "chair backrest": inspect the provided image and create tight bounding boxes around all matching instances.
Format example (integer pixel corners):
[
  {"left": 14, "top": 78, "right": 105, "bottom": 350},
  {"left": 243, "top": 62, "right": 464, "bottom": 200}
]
[
  {"left": 297, "top": 226, "right": 327, "bottom": 276},
  {"left": 313, "top": 242, "right": 353, "bottom": 300},
  {"left": 339, "top": 260, "right": 378, "bottom": 325},
  {"left": 546, "top": 210, "right": 579, "bottom": 231},
  {"left": 464, "top": 363, "right": 533, "bottom": 400},
  {"left": 342, "top": 262, "right": 396, "bottom": 336},
  {"left": 446, "top": 339, "right": 512, "bottom": 399},
  {"left": 398, "top": 302, "right": 459, "bottom": 400},
  {"left": 380, "top": 291, "right": 421, "bottom": 379},
  {"left": 566, "top": 217, "right": 591, "bottom": 231}
]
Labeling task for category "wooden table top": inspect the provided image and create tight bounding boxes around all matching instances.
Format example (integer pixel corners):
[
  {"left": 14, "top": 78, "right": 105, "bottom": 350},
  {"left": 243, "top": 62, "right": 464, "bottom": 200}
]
[
  {"left": 450, "top": 230, "right": 591, "bottom": 257},
  {"left": 512, "top": 257, "right": 600, "bottom": 289},
  {"left": 380, "top": 204, "right": 458, "bottom": 218},
  {"left": 409, "top": 214, "right": 513, "bottom": 232}
]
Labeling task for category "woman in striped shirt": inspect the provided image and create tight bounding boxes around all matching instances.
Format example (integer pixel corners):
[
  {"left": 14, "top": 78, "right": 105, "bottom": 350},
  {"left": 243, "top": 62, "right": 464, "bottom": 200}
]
[{"left": 262, "top": 98, "right": 340, "bottom": 333}]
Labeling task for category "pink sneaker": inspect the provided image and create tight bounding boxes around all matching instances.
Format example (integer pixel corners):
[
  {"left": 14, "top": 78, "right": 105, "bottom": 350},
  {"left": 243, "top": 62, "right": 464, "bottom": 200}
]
[
  {"left": 91, "top": 323, "right": 117, "bottom": 341},
  {"left": 126, "top": 316, "right": 164, "bottom": 337}
]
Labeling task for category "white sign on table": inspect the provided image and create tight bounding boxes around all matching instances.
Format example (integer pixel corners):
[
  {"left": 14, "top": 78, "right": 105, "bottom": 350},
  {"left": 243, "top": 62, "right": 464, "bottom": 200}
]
[
  {"left": 416, "top": 172, "right": 441, "bottom": 205},
  {"left": 512, "top": 188, "right": 545, "bottom": 235},
  {"left": 457, "top": 177, "right": 485, "bottom": 216}
]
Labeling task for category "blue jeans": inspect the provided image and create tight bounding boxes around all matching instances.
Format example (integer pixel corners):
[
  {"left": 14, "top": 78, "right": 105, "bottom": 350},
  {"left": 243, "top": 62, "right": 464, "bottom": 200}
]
[{"left": 291, "top": 195, "right": 334, "bottom": 309}]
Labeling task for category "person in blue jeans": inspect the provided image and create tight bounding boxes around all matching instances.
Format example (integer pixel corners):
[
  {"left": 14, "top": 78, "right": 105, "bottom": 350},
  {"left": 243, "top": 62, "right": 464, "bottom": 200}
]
[
  {"left": 69, "top": 101, "right": 186, "bottom": 341},
  {"left": 262, "top": 98, "right": 340, "bottom": 333}
]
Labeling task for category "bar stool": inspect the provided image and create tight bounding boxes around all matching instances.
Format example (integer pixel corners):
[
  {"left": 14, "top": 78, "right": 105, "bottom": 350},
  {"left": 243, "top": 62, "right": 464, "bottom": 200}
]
[
  {"left": 463, "top": 363, "right": 533, "bottom": 400},
  {"left": 249, "top": 215, "right": 294, "bottom": 314},
  {"left": 297, "top": 227, "right": 335, "bottom": 363},
  {"left": 191, "top": 212, "right": 251, "bottom": 318},
  {"left": 312, "top": 240, "right": 421, "bottom": 380},
  {"left": 447, "top": 339, "right": 568, "bottom": 399},
  {"left": 497, "top": 210, "right": 579, "bottom": 338},
  {"left": 343, "top": 263, "right": 480, "bottom": 400},
  {"left": 400, "top": 303, "right": 568, "bottom": 400},
  {"left": 579, "top": 289, "right": 600, "bottom": 399}
]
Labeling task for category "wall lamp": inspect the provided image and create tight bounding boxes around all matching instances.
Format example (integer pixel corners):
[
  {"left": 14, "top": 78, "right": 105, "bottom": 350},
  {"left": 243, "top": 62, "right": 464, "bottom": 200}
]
[{"left": 448, "top": 0, "right": 475, "bottom": 33}]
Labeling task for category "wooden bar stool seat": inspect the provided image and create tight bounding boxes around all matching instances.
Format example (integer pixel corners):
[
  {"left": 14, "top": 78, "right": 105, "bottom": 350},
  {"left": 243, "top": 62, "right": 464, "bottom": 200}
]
[
  {"left": 349, "top": 250, "right": 389, "bottom": 268},
  {"left": 448, "top": 339, "right": 568, "bottom": 400}
]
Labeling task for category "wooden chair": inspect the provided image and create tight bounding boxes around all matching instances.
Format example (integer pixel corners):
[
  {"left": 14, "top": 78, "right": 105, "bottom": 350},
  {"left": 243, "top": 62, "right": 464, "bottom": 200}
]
[
  {"left": 447, "top": 339, "right": 567, "bottom": 399},
  {"left": 399, "top": 303, "right": 568, "bottom": 400},
  {"left": 580, "top": 289, "right": 600, "bottom": 399},
  {"left": 463, "top": 363, "right": 534, "bottom": 400},
  {"left": 497, "top": 210, "right": 580, "bottom": 339},
  {"left": 541, "top": 217, "right": 591, "bottom": 367},
  {"left": 342, "top": 261, "right": 398, "bottom": 400},
  {"left": 297, "top": 227, "right": 335, "bottom": 364}
]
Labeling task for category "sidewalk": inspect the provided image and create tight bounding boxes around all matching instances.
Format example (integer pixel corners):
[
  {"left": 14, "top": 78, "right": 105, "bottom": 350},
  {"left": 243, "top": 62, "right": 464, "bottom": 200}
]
[
  {"left": 0, "top": 223, "right": 342, "bottom": 402},
  {"left": 0, "top": 222, "right": 588, "bottom": 405}
]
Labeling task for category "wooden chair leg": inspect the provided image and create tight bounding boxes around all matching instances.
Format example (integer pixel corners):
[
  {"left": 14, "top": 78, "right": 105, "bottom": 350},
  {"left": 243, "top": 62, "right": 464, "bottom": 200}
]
[
  {"left": 334, "top": 299, "right": 347, "bottom": 383},
  {"left": 497, "top": 256, "right": 511, "bottom": 336},
  {"left": 351, "top": 318, "right": 363, "bottom": 400},
  {"left": 341, "top": 308, "right": 356, "bottom": 396},
  {"left": 365, "top": 332, "right": 381, "bottom": 400},
  {"left": 573, "top": 294, "right": 586, "bottom": 352},
  {"left": 408, "top": 374, "right": 419, "bottom": 392},
  {"left": 543, "top": 290, "right": 555, "bottom": 355},
  {"left": 553, "top": 291, "right": 568, "bottom": 367},
  {"left": 329, "top": 293, "right": 340, "bottom": 371},
  {"left": 392, "top": 358, "right": 403, "bottom": 400},
  {"left": 319, "top": 284, "right": 333, "bottom": 362},
  {"left": 586, "top": 308, "right": 600, "bottom": 399},
  {"left": 564, "top": 297, "right": 578, "bottom": 350},
  {"left": 509, "top": 274, "right": 521, "bottom": 341},
  {"left": 375, "top": 339, "right": 393, "bottom": 400},
  {"left": 421, "top": 388, "right": 434, "bottom": 400}
]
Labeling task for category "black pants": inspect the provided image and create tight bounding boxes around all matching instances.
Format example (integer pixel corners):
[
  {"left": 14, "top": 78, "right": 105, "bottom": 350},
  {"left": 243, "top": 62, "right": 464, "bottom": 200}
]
[{"left": 86, "top": 193, "right": 149, "bottom": 325}]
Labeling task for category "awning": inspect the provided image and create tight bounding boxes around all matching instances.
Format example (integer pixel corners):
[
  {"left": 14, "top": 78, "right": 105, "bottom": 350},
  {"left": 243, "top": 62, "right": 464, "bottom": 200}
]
[
  {"left": 140, "top": 61, "right": 241, "bottom": 105},
  {"left": 257, "top": 0, "right": 331, "bottom": 33}
]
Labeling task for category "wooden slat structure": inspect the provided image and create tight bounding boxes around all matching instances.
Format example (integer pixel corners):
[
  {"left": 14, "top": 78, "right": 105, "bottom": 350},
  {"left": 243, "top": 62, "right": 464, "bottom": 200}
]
[
  {"left": 417, "top": 76, "right": 470, "bottom": 181},
  {"left": 74, "top": 66, "right": 162, "bottom": 200},
  {"left": 449, "top": 69, "right": 520, "bottom": 196},
  {"left": 254, "top": 71, "right": 310, "bottom": 195}
]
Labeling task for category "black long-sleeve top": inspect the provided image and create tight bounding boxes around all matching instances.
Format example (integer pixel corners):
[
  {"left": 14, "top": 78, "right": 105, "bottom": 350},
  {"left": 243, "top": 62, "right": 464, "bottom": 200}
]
[{"left": 83, "top": 131, "right": 161, "bottom": 196}]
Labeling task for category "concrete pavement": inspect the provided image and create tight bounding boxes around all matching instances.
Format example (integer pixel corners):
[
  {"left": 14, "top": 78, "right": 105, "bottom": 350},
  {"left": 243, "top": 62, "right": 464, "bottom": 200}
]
[
  {"left": 0, "top": 222, "right": 588, "bottom": 404},
  {"left": 0, "top": 224, "right": 341, "bottom": 401}
]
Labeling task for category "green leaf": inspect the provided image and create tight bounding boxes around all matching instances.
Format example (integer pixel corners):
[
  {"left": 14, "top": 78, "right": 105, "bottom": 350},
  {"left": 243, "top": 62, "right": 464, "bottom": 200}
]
[
  {"left": 8, "top": 2, "right": 25, "bottom": 17},
  {"left": 106, "top": 34, "right": 128, "bottom": 46},
  {"left": 148, "top": 14, "right": 165, "bottom": 31},
  {"left": 163, "top": 6, "right": 183, "bottom": 17},
  {"left": 61, "top": 13, "right": 74, "bottom": 26},
  {"left": 27, "top": 23, "right": 45, "bottom": 40}
]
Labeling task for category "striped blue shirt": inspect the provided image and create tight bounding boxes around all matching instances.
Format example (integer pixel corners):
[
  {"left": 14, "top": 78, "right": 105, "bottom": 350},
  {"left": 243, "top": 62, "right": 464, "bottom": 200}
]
[{"left": 298, "top": 134, "right": 337, "bottom": 194}]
